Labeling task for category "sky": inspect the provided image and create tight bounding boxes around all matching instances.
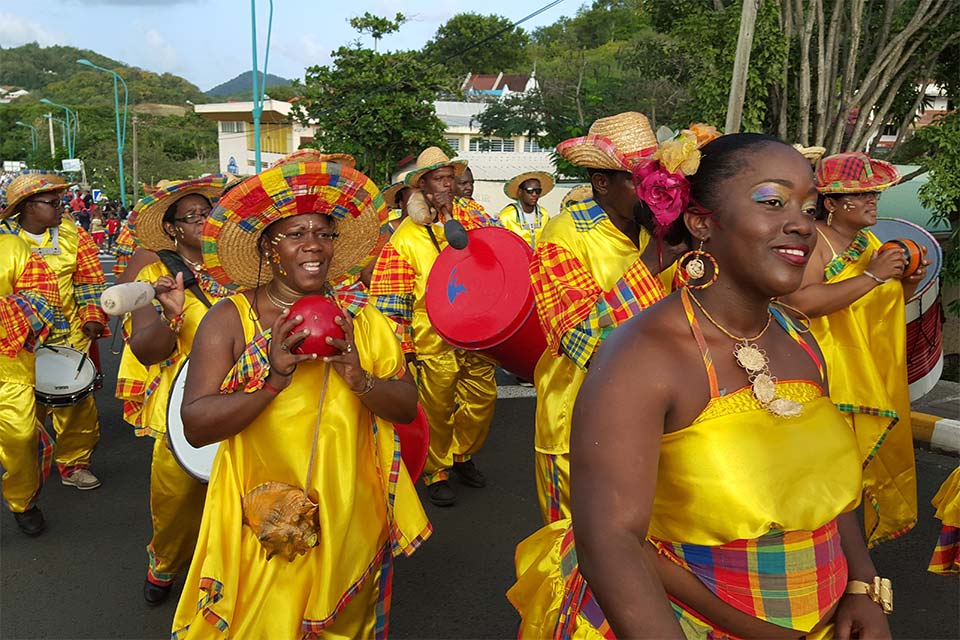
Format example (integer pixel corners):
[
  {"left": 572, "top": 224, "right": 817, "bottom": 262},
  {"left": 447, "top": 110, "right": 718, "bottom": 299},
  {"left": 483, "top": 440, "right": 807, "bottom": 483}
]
[{"left": 0, "top": 0, "right": 571, "bottom": 92}]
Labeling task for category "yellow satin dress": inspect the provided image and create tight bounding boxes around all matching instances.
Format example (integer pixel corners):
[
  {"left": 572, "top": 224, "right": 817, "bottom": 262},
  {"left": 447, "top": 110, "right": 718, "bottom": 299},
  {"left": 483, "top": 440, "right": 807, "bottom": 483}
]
[
  {"left": 809, "top": 229, "right": 917, "bottom": 546},
  {"left": 172, "top": 294, "right": 431, "bottom": 639}
]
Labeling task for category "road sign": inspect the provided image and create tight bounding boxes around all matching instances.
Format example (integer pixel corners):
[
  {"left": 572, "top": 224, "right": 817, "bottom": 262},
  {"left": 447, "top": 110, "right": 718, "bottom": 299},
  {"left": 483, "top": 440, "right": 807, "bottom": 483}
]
[
  {"left": 92, "top": 189, "right": 103, "bottom": 202},
  {"left": 62, "top": 158, "right": 82, "bottom": 172},
  {"left": 3, "top": 160, "right": 25, "bottom": 172}
]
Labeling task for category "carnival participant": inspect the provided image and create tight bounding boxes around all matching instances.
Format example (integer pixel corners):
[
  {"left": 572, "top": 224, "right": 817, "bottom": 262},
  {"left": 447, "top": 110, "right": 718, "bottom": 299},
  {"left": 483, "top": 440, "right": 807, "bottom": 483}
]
[
  {"left": 171, "top": 162, "right": 430, "bottom": 638},
  {"left": 454, "top": 166, "right": 475, "bottom": 198},
  {"left": 124, "top": 176, "right": 233, "bottom": 605},
  {"left": 928, "top": 466, "right": 959, "bottom": 575},
  {"left": 0, "top": 217, "right": 66, "bottom": 536},
  {"left": 510, "top": 134, "right": 892, "bottom": 639},
  {"left": 369, "top": 147, "right": 499, "bottom": 506},
  {"left": 527, "top": 113, "right": 704, "bottom": 524},
  {"left": 359, "top": 172, "right": 411, "bottom": 288},
  {"left": 782, "top": 152, "right": 921, "bottom": 547},
  {"left": 2, "top": 172, "right": 108, "bottom": 490},
  {"left": 499, "top": 171, "right": 554, "bottom": 249},
  {"left": 560, "top": 184, "right": 592, "bottom": 212}
]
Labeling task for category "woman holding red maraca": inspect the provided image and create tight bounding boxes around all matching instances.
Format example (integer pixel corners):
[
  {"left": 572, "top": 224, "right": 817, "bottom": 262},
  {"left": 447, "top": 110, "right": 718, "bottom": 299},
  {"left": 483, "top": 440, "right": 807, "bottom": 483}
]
[
  {"left": 171, "top": 162, "right": 430, "bottom": 639},
  {"left": 783, "top": 151, "right": 925, "bottom": 550}
]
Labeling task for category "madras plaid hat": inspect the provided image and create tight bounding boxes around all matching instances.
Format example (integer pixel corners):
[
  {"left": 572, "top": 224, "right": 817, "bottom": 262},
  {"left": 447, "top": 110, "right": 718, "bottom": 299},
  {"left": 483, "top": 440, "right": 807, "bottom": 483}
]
[{"left": 815, "top": 152, "right": 900, "bottom": 194}]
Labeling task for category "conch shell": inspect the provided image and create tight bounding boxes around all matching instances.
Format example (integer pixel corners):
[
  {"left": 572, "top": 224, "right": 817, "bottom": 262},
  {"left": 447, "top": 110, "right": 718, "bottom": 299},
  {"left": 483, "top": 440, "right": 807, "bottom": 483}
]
[
  {"left": 241, "top": 482, "right": 320, "bottom": 561},
  {"left": 406, "top": 190, "right": 436, "bottom": 225}
]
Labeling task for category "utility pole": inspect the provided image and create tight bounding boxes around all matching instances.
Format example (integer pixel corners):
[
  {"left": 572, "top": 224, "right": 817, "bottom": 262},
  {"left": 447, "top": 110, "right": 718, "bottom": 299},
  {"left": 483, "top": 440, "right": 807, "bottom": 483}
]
[
  {"left": 725, "top": 0, "right": 761, "bottom": 134},
  {"left": 47, "top": 114, "right": 56, "bottom": 158},
  {"left": 131, "top": 115, "right": 140, "bottom": 207}
]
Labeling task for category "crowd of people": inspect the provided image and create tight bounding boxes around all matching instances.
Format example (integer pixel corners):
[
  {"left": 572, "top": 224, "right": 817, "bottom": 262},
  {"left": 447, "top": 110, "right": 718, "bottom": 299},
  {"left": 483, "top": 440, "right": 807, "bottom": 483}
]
[{"left": 0, "top": 112, "right": 956, "bottom": 639}]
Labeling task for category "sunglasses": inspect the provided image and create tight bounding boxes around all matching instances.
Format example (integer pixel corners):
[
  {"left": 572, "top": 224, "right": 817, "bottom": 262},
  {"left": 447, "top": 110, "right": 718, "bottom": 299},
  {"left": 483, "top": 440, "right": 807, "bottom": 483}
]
[
  {"left": 523, "top": 187, "right": 543, "bottom": 195},
  {"left": 30, "top": 198, "right": 62, "bottom": 208},
  {"left": 174, "top": 211, "right": 211, "bottom": 225}
]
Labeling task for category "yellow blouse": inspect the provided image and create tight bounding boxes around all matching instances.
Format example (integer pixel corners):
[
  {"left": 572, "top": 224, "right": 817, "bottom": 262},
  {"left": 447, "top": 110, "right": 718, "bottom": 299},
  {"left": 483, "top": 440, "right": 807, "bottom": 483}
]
[{"left": 0, "top": 234, "right": 39, "bottom": 385}]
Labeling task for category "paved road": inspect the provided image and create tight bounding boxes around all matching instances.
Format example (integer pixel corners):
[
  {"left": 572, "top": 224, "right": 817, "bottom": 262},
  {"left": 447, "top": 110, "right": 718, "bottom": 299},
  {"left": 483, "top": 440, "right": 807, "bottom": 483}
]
[{"left": 1, "top": 258, "right": 957, "bottom": 638}]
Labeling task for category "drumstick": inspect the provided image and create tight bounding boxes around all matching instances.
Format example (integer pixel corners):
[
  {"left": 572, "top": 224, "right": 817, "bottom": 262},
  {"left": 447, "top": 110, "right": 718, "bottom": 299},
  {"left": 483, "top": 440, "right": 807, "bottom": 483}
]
[{"left": 74, "top": 341, "right": 92, "bottom": 380}]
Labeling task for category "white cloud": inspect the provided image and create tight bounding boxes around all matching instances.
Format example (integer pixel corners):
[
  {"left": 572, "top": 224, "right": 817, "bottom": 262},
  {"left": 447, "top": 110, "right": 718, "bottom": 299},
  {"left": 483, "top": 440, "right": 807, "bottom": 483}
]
[
  {"left": 274, "top": 33, "right": 332, "bottom": 71},
  {"left": 141, "top": 28, "right": 180, "bottom": 73},
  {"left": 0, "top": 12, "right": 63, "bottom": 47}
]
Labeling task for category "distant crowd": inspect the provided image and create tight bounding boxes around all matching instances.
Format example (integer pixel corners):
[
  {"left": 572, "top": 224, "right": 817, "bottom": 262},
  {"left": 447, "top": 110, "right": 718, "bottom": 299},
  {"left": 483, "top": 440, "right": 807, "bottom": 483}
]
[{"left": 62, "top": 188, "right": 127, "bottom": 253}]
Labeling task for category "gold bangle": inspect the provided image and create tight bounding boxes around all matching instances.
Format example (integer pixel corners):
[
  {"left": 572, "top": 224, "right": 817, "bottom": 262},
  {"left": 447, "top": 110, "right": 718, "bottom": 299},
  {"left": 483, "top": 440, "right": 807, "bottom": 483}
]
[
  {"left": 863, "top": 270, "right": 889, "bottom": 285},
  {"left": 353, "top": 370, "right": 377, "bottom": 396},
  {"left": 845, "top": 577, "right": 893, "bottom": 614}
]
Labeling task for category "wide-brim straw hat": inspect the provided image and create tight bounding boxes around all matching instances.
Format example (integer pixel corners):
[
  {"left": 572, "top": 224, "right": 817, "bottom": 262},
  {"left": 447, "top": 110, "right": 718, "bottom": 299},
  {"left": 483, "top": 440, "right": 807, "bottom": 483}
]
[
  {"left": 202, "top": 162, "right": 386, "bottom": 291},
  {"left": 271, "top": 149, "right": 356, "bottom": 169},
  {"left": 815, "top": 152, "right": 900, "bottom": 194},
  {"left": 404, "top": 147, "right": 468, "bottom": 188},
  {"left": 556, "top": 112, "right": 659, "bottom": 172},
  {"left": 380, "top": 170, "right": 411, "bottom": 209},
  {"left": 504, "top": 171, "right": 555, "bottom": 200},
  {"left": 562, "top": 184, "right": 593, "bottom": 207},
  {"left": 128, "top": 175, "right": 229, "bottom": 251},
  {"left": 1, "top": 171, "right": 72, "bottom": 218},
  {"left": 792, "top": 144, "right": 827, "bottom": 166}
]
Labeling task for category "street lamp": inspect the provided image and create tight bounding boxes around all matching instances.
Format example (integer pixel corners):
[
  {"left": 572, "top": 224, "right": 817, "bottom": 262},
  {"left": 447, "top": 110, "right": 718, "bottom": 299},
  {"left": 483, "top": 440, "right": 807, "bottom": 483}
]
[
  {"left": 78, "top": 59, "right": 129, "bottom": 208},
  {"left": 14, "top": 121, "right": 38, "bottom": 154},
  {"left": 39, "top": 98, "right": 78, "bottom": 158},
  {"left": 43, "top": 113, "right": 69, "bottom": 150},
  {"left": 250, "top": 0, "right": 275, "bottom": 171}
]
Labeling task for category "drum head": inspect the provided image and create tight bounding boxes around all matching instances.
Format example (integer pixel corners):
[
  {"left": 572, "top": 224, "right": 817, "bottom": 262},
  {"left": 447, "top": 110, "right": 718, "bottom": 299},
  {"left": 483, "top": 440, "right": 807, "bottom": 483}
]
[
  {"left": 425, "top": 227, "right": 536, "bottom": 350},
  {"left": 166, "top": 360, "right": 219, "bottom": 482},
  {"left": 872, "top": 218, "right": 943, "bottom": 301},
  {"left": 35, "top": 346, "right": 98, "bottom": 405}
]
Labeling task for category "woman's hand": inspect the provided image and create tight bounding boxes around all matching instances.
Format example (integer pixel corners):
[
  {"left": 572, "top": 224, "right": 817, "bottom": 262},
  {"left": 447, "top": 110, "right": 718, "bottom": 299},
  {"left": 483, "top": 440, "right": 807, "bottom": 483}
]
[
  {"left": 322, "top": 312, "right": 368, "bottom": 392},
  {"left": 268, "top": 309, "right": 315, "bottom": 388},
  {"left": 902, "top": 246, "right": 930, "bottom": 286},
  {"left": 833, "top": 594, "right": 892, "bottom": 640},
  {"left": 154, "top": 271, "right": 185, "bottom": 319},
  {"left": 869, "top": 246, "right": 907, "bottom": 281}
]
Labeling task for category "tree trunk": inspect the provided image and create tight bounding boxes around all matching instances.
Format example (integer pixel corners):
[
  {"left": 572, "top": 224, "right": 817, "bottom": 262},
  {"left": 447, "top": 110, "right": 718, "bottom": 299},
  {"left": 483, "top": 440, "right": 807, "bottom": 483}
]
[
  {"left": 777, "top": 0, "right": 794, "bottom": 140},
  {"left": 796, "top": 0, "right": 816, "bottom": 145},
  {"left": 817, "top": 0, "right": 844, "bottom": 147}
]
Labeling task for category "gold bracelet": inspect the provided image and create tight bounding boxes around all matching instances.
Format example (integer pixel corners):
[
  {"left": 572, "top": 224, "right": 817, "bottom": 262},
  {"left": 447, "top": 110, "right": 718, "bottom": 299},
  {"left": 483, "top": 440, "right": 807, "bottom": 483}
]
[
  {"left": 845, "top": 577, "right": 893, "bottom": 614},
  {"left": 863, "top": 270, "right": 889, "bottom": 285},
  {"left": 353, "top": 370, "right": 377, "bottom": 396}
]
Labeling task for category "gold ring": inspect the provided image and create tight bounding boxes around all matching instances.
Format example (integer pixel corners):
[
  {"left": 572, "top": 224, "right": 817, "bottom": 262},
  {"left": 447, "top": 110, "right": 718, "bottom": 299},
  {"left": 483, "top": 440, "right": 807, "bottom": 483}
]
[{"left": 280, "top": 343, "right": 288, "bottom": 352}]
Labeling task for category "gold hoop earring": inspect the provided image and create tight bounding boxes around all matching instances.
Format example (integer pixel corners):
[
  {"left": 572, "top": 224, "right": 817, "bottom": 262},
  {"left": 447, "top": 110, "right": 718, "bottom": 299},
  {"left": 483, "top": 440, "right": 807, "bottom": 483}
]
[
  {"left": 271, "top": 251, "right": 287, "bottom": 277},
  {"left": 678, "top": 240, "right": 719, "bottom": 290},
  {"left": 826, "top": 211, "right": 834, "bottom": 226}
]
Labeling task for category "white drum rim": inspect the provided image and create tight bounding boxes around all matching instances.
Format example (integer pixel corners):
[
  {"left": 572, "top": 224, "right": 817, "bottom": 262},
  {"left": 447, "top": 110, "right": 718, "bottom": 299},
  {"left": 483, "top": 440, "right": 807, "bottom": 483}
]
[
  {"left": 165, "top": 359, "right": 220, "bottom": 483},
  {"left": 905, "top": 276, "right": 940, "bottom": 323},
  {"left": 34, "top": 345, "right": 98, "bottom": 403},
  {"left": 909, "top": 353, "right": 944, "bottom": 402}
]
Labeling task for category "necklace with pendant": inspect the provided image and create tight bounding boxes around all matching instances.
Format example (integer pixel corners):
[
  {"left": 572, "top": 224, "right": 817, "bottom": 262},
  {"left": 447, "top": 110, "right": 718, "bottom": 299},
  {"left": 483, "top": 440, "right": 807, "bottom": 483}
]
[
  {"left": 265, "top": 285, "right": 296, "bottom": 311},
  {"left": 687, "top": 290, "right": 803, "bottom": 418},
  {"left": 180, "top": 254, "right": 203, "bottom": 272}
]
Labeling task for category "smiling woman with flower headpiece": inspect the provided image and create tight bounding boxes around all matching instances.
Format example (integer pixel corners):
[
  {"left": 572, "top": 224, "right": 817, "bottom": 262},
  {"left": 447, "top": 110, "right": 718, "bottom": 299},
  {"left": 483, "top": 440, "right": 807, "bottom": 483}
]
[{"left": 170, "top": 162, "right": 430, "bottom": 638}]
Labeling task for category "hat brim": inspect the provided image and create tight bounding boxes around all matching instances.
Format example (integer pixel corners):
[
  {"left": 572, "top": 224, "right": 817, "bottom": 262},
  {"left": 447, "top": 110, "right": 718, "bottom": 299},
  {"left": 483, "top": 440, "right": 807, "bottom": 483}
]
[
  {"left": 202, "top": 162, "right": 386, "bottom": 291},
  {"left": 381, "top": 181, "right": 410, "bottom": 209},
  {"left": 404, "top": 159, "right": 468, "bottom": 188},
  {"left": 504, "top": 172, "right": 555, "bottom": 200},
  {"left": 1, "top": 180, "right": 71, "bottom": 218},
  {"left": 556, "top": 135, "right": 630, "bottom": 171},
  {"left": 128, "top": 176, "right": 229, "bottom": 252},
  {"left": 816, "top": 159, "right": 901, "bottom": 194},
  {"left": 271, "top": 151, "right": 357, "bottom": 169}
]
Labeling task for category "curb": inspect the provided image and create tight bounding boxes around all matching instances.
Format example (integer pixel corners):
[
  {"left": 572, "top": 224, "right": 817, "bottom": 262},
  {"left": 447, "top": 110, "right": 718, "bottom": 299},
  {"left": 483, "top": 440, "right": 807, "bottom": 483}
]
[{"left": 912, "top": 412, "right": 960, "bottom": 455}]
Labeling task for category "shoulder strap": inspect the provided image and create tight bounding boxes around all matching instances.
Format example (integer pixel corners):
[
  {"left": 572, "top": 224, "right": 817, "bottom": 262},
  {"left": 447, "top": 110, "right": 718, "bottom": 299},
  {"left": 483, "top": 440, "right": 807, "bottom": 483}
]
[
  {"left": 815, "top": 226, "right": 838, "bottom": 258},
  {"left": 679, "top": 288, "right": 720, "bottom": 398},
  {"left": 156, "top": 249, "right": 212, "bottom": 309},
  {"left": 770, "top": 306, "right": 825, "bottom": 381}
]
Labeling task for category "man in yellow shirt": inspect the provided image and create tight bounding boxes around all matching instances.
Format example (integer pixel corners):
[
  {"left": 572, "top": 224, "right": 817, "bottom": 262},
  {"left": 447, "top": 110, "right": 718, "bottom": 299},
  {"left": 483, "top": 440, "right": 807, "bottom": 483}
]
[
  {"left": 370, "top": 148, "right": 499, "bottom": 506},
  {"left": 2, "top": 172, "right": 108, "bottom": 490},
  {"left": 498, "top": 171, "right": 554, "bottom": 249}
]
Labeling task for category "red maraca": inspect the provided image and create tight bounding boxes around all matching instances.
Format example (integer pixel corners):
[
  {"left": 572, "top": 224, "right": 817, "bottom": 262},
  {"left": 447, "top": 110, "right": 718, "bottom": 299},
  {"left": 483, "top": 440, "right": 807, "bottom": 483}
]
[
  {"left": 288, "top": 295, "right": 345, "bottom": 358},
  {"left": 879, "top": 238, "right": 923, "bottom": 278}
]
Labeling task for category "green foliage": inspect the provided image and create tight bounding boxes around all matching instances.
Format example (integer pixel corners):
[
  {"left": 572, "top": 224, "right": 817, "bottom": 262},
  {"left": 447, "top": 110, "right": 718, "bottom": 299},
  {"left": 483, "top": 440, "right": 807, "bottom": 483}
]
[
  {"left": 349, "top": 12, "right": 406, "bottom": 45},
  {"left": 533, "top": 0, "right": 649, "bottom": 49},
  {"left": 0, "top": 43, "right": 119, "bottom": 90},
  {"left": 423, "top": 13, "right": 530, "bottom": 80},
  {"left": 292, "top": 38, "right": 449, "bottom": 184}
]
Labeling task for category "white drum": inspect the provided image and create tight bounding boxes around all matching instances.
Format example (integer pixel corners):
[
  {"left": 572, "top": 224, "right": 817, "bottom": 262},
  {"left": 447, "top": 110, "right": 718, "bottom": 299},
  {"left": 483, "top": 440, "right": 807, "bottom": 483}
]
[
  {"left": 166, "top": 360, "right": 219, "bottom": 482},
  {"left": 35, "top": 345, "right": 98, "bottom": 407}
]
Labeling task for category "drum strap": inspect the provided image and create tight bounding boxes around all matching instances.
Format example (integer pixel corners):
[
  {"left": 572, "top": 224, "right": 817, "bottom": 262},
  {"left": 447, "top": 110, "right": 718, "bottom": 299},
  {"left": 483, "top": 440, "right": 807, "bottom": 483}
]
[
  {"left": 425, "top": 225, "right": 443, "bottom": 253},
  {"left": 156, "top": 250, "right": 212, "bottom": 309}
]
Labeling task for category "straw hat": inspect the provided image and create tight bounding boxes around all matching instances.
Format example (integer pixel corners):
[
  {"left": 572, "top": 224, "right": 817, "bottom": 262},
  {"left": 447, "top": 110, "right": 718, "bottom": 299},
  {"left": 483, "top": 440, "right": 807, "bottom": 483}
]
[
  {"left": 815, "top": 152, "right": 900, "bottom": 195},
  {"left": 202, "top": 162, "right": 386, "bottom": 291},
  {"left": 556, "top": 112, "right": 658, "bottom": 172},
  {"left": 562, "top": 184, "right": 593, "bottom": 207},
  {"left": 792, "top": 144, "right": 827, "bottom": 166},
  {"left": 404, "top": 147, "right": 468, "bottom": 188},
  {"left": 504, "top": 171, "right": 555, "bottom": 200},
  {"left": 1, "top": 171, "right": 72, "bottom": 218},
  {"left": 128, "top": 175, "right": 229, "bottom": 251},
  {"left": 271, "top": 149, "right": 356, "bottom": 169}
]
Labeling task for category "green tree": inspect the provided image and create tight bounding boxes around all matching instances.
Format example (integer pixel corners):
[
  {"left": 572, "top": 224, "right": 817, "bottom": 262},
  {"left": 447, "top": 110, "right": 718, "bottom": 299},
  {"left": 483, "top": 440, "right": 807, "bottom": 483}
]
[
  {"left": 349, "top": 12, "right": 406, "bottom": 49},
  {"left": 292, "top": 28, "right": 450, "bottom": 184},
  {"left": 423, "top": 13, "right": 530, "bottom": 81}
]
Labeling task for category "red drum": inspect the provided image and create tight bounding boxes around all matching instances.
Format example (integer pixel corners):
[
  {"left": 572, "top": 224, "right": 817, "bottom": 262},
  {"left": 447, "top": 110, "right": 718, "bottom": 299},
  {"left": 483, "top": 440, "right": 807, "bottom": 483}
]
[
  {"left": 425, "top": 226, "right": 547, "bottom": 381},
  {"left": 873, "top": 218, "right": 944, "bottom": 401},
  {"left": 394, "top": 404, "right": 429, "bottom": 481}
]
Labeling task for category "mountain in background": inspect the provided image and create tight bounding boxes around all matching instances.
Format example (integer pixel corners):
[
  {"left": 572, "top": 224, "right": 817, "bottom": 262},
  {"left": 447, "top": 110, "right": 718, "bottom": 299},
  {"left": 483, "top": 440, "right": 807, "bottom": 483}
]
[
  {"left": 0, "top": 43, "right": 122, "bottom": 90},
  {"left": 205, "top": 71, "right": 293, "bottom": 98}
]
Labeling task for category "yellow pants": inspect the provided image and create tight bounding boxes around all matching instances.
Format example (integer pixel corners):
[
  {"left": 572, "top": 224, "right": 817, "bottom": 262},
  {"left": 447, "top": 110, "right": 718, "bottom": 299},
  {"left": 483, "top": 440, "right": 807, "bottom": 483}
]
[
  {"left": 419, "top": 350, "right": 497, "bottom": 485},
  {"left": 0, "top": 382, "right": 48, "bottom": 513},
  {"left": 535, "top": 451, "right": 572, "bottom": 525},
  {"left": 36, "top": 392, "right": 99, "bottom": 476},
  {"left": 147, "top": 436, "right": 207, "bottom": 585}
]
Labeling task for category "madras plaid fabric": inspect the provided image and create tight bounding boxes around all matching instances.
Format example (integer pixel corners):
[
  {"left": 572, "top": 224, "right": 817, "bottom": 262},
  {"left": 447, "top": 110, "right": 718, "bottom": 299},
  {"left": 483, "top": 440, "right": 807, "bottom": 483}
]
[
  {"left": 115, "top": 376, "right": 148, "bottom": 431},
  {"left": 73, "top": 226, "right": 109, "bottom": 329},
  {"left": 147, "top": 543, "right": 178, "bottom": 586},
  {"left": 301, "top": 545, "right": 388, "bottom": 637},
  {"left": 545, "top": 453, "right": 563, "bottom": 524},
  {"left": 928, "top": 526, "right": 960, "bottom": 575},
  {"left": 816, "top": 152, "right": 899, "bottom": 194},
  {"left": 112, "top": 226, "right": 136, "bottom": 278},
  {"left": 652, "top": 519, "right": 847, "bottom": 632},
  {"left": 595, "top": 258, "right": 666, "bottom": 327},
  {"left": 833, "top": 404, "right": 898, "bottom": 466},
  {"left": 771, "top": 307, "right": 825, "bottom": 380},
  {"left": 554, "top": 526, "right": 616, "bottom": 640},
  {"left": 374, "top": 545, "right": 395, "bottom": 640},
  {"left": 370, "top": 243, "right": 415, "bottom": 351},
  {"left": 452, "top": 196, "right": 500, "bottom": 230},
  {"left": 568, "top": 198, "right": 606, "bottom": 232},
  {"left": 36, "top": 424, "right": 53, "bottom": 485},
  {"left": 0, "top": 252, "right": 67, "bottom": 357},
  {"left": 823, "top": 231, "right": 869, "bottom": 280}
]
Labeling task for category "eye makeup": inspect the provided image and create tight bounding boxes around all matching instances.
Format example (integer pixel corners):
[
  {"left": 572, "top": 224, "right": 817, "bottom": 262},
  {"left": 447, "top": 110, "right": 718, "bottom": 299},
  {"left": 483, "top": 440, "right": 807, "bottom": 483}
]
[{"left": 750, "top": 183, "right": 789, "bottom": 204}]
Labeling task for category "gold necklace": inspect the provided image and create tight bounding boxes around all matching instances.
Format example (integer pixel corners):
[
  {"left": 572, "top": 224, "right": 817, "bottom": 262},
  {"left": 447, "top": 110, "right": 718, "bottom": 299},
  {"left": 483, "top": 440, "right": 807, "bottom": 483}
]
[
  {"left": 180, "top": 253, "right": 203, "bottom": 272},
  {"left": 264, "top": 285, "right": 296, "bottom": 310},
  {"left": 687, "top": 291, "right": 803, "bottom": 418}
]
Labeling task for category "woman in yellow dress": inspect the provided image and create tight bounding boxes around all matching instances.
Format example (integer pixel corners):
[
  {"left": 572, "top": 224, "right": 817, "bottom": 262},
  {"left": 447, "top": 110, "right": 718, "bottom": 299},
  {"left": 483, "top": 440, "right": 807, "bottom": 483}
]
[
  {"left": 783, "top": 152, "right": 927, "bottom": 547},
  {"left": 124, "top": 176, "right": 234, "bottom": 604},
  {"left": 171, "top": 162, "right": 430, "bottom": 639},
  {"left": 509, "top": 134, "right": 892, "bottom": 639}
]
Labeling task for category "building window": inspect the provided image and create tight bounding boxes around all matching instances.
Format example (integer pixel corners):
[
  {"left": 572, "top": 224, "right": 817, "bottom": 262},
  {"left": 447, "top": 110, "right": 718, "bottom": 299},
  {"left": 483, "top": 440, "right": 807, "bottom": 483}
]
[
  {"left": 221, "top": 121, "right": 245, "bottom": 134},
  {"left": 523, "top": 138, "right": 551, "bottom": 153},
  {"left": 881, "top": 123, "right": 898, "bottom": 136},
  {"left": 468, "top": 137, "right": 515, "bottom": 152},
  {"left": 445, "top": 137, "right": 460, "bottom": 152}
]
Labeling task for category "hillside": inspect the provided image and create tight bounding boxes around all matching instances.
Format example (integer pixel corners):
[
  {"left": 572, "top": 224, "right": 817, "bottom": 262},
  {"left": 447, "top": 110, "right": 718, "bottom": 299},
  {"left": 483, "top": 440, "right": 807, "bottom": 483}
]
[
  {"left": 0, "top": 43, "right": 120, "bottom": 90},
  {"left": 206, "top": 70, "right": 292, "bottom": 98}
]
